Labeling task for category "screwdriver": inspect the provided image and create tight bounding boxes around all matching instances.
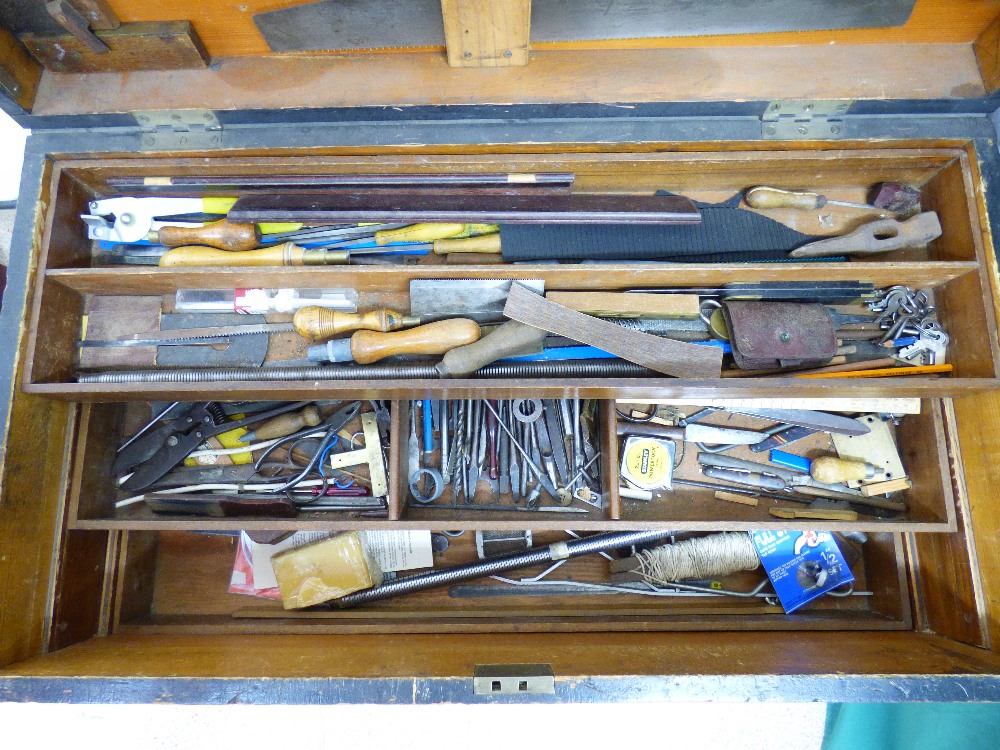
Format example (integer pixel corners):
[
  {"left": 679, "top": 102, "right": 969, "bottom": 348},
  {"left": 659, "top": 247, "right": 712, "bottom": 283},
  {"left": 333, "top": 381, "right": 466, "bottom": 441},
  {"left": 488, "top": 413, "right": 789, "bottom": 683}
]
[
  {"left": 745, "top": 186, "right": 893, "bottom": 215},
  {"left": 307, "top": 319, "right": 481, "bottom": 364},
  {"left": 158, "top": 243, "right": 349, "bottom": 267},
  {"left": 374, "top": 223, "right": 498, "bottom": 245}
]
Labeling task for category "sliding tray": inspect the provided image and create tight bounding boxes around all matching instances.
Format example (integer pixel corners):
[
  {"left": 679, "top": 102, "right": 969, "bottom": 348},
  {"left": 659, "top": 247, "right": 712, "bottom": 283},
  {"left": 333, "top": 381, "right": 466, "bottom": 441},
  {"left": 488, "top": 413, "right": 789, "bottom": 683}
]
[
  {"left": 67, "top": 398, "right": 959, "bottom": 533},
  {"left": 19, "top": 146, "right": 1000, "bottom": 400}
]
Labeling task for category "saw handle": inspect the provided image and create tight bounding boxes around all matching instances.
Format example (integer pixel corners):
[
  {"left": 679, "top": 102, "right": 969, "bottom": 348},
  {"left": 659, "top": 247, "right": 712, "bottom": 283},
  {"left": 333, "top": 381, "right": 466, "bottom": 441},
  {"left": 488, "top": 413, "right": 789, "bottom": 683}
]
[
  {"left": 350, "top": 319, "right": 481, "bottom": 364},
  {"left": 292, "top": 307, "right": 418, "bottom": 340},
  {"left": 156, "top": 220, "right": 261, "bottom": 252}
]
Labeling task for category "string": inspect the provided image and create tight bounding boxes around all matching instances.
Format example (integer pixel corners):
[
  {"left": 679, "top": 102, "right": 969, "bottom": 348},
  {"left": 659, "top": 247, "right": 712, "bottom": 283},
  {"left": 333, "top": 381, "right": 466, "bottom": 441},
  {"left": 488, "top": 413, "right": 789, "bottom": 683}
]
[{"left": 636, "top": 532, "right": 760, "bottom": 583}]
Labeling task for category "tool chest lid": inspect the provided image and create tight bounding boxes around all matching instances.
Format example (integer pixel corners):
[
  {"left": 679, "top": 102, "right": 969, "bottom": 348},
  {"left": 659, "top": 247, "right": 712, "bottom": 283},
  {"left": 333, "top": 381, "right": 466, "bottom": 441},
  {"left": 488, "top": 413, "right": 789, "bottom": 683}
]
[{"left": 4, "top": 0, "right": 1000, "bottom": 130}]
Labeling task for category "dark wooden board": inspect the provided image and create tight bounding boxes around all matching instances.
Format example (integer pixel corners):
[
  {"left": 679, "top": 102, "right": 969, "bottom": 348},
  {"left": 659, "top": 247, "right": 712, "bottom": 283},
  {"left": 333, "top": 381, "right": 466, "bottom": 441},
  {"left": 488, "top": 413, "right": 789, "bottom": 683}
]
[
  {"left": 227, "top": 193, "right": 702, "bottom": 225},
  {"left": 503, "top": 281, "right": 723, "bottom": 378},
  {"left": 21, "top": 21, "right": 209, "bottom": 73}
]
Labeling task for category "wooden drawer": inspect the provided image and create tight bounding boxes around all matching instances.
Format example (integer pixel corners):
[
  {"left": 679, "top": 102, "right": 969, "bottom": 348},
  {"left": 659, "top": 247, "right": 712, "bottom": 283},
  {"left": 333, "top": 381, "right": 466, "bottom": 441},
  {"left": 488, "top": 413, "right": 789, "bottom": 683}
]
[
  {"left": 4, "top": 131, "right": 1000, "bottom": 701},
  {"left": 18, "top": 146, "right": 1000, "bottom": 400}
]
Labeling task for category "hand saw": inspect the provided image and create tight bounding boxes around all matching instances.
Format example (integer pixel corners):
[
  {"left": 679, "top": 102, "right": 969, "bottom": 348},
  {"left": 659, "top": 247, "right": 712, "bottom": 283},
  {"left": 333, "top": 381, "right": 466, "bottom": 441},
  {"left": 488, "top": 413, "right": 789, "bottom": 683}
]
[{"left": 253, "top": 0, "right": 916, "bottom": 53}]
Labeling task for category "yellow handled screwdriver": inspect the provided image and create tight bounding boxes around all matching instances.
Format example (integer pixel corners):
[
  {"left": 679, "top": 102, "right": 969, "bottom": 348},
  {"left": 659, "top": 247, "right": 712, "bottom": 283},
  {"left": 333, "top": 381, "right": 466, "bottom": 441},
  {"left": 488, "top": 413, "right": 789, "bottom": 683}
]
[
  {"left": 375, "top": 223, "right": 498, "bottom": 245},
  {"left": 745, "top": 186, "right": 892, "bottom": 214},
  {"left": 307, "top": 319, "right": 481, "bottom": 364},
  {"left": 158, "top": 243, "right": 349, "bottom": 267}
]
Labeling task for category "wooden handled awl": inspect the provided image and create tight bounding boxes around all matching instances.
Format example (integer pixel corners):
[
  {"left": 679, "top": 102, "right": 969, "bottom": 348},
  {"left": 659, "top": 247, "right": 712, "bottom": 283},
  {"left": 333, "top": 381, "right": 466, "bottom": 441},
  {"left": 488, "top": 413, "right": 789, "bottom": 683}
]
[
  {"left": 307, "top": 319, "right": 481, "bottom": 364},
  {"left": 239, "top": 405, "right": 322, "bottom": 442},
  {"left": 154, "top": 220, "right": 261, "bottom": 252},
  {"left": 159, "top": 243, "right": 349, "bottom": 267},
  {"left": 810, "top": 456, "right": 882, "bottom": 484},
  {"left": 745, "top": 187, "right": 888, "bottom": 214},
  {"left": 789, "top": 212, "right": 941, "bottom": 258},
  {"left": 292, "top": 307, "right": 421, "bottom": 340}
]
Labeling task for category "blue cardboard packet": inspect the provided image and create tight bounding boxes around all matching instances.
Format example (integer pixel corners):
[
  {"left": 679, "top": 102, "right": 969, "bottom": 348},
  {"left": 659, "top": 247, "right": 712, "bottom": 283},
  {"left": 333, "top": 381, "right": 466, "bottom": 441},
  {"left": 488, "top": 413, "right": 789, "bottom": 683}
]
[{"left": 749, "top": 530, "right": 854, "bottom": 613}]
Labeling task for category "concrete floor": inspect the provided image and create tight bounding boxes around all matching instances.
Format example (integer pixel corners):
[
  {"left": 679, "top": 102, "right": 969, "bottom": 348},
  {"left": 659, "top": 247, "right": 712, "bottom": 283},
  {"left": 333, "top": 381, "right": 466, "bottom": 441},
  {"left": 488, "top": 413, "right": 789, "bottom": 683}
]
[{"left": 0, "top": 108, "right": 827, "bottom": 744}]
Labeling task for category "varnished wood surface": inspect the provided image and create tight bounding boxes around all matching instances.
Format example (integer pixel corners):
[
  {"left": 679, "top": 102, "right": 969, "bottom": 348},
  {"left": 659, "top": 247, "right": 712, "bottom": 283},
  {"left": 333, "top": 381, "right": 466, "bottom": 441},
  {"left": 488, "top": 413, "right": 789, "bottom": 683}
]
[
  {"left": 30, "top": 43, "right": 986, "bottom": 116},
  {"left": 104, "top": 528, "right": 902, "bottom": 635},
  {"left": 45, "top": 263, "right": 982, "bottom": 295},
  {"left": 6, "top": 630, "right": 1000, "bottom": 678},
  {"left": 906, "top": 403, "right": 989, "bottom": 647},
  {"left": 976, "top": 11, "right": 1000, "bottom": 92},
  {"left": 87, "top": 0, "right": 1000, "bottom": 59},
  {"left": 0, "top": 24, "right": 42, "bottom": 111},
  {"left": 951, "top": 391, "right": 1000, "bottom": 648}
]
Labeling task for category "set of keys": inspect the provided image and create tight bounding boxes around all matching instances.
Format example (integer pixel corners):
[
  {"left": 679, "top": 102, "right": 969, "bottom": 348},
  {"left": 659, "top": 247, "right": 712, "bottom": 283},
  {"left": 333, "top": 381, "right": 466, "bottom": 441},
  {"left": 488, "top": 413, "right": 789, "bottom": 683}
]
[
  {"left": 406, "top": 398, "right": 602, "bottom": 513},
  {"left": 869, "top": 286, "right": 950, "bottom": 365}
]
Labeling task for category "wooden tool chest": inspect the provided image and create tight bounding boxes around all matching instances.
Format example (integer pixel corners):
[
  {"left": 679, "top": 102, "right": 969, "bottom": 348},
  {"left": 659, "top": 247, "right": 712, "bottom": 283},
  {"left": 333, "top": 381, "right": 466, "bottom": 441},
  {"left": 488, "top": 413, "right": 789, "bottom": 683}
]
[{"left": 6, "top": 0, "right": 1000, "bottom": 704}]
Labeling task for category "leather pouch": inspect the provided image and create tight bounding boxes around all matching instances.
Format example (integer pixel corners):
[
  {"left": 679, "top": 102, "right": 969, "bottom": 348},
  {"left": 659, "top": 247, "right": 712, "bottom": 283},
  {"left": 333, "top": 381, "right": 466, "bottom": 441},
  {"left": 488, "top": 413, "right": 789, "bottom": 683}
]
[{"left": 722, "top": 301, "right": 836, "bottom": 370}]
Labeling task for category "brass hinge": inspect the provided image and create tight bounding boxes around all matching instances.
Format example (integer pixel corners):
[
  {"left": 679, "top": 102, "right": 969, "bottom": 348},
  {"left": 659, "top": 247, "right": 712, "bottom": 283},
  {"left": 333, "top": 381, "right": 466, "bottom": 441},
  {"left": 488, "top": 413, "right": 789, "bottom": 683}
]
[
  {"left": 762, "top": 100, "right": 853, "bottom": 140},
  {"left": 473, "top": 664, "right": 555, "bottom": 696},
  {"left": 134, "top": 110, "right": 222, "bottom": 150}
]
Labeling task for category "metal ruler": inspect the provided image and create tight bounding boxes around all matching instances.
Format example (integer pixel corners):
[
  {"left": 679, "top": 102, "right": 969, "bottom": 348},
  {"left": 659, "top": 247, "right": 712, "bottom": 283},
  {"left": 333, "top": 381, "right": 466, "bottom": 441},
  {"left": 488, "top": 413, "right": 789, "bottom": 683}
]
[{"left": 617, "top": 398, "right": 921, "bottom": 415}]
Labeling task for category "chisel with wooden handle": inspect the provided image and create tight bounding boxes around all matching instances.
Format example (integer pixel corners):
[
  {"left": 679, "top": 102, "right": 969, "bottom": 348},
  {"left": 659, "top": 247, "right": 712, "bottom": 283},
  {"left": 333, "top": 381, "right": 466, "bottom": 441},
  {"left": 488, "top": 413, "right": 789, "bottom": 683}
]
[
  {"left": 307, "top": 319, "right": 481, "bottom": 364},
  {"left": 158, "top": 243, "right": 349, "bottom": 267},
  {"left": 789, "top": 212, "right": 941, "bottom": 258},
  {"left": 154, "top": 219, "right": 261, "bottom": 252}
]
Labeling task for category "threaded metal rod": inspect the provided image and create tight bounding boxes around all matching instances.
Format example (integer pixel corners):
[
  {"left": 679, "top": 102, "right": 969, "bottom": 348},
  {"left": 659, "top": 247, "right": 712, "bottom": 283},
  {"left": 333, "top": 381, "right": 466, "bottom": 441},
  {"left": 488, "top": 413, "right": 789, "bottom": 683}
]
[
  {"left": 334, "top": 529, "right": 674, "bottom": 608},
  {"left": 77, "top": 360, "right": 656, "bottom": 383}
]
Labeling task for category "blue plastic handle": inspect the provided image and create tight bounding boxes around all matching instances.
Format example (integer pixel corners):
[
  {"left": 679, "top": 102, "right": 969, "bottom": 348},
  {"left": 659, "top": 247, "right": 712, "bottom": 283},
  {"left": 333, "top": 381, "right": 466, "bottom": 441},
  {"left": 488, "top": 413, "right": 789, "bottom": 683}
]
[{"left": 422, "top": 399, "right": 434, "bottom": 454}]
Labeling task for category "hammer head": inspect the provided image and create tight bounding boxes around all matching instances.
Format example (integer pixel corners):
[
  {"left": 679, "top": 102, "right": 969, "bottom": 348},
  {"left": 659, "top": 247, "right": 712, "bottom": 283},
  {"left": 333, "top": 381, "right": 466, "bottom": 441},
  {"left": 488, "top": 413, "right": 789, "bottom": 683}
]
[{"left": 869, "top": 182, "right": 921, "bottom": 217}]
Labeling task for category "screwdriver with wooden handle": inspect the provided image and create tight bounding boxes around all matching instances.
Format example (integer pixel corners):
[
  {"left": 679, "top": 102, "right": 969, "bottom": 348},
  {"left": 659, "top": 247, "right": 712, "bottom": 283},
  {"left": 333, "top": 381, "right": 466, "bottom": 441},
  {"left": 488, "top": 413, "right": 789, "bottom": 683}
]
[
  {"left": 745, "top": 186, "right": 892, "bottom": 215},
  {"left": 307, "top": 318, "right": 481, "bottom": 364},
  {"left": 238, "top": 404, "right": 322, "bottom": 443},
  {"left": 158, "top": 243, "right": 349, "bottom": 267}
]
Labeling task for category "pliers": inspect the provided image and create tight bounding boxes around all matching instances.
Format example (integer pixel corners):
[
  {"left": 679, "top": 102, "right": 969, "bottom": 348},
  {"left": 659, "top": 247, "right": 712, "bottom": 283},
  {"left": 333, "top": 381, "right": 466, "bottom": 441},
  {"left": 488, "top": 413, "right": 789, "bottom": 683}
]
[{"left": 82, "top": 197, "right": 235, "bottom": 243}]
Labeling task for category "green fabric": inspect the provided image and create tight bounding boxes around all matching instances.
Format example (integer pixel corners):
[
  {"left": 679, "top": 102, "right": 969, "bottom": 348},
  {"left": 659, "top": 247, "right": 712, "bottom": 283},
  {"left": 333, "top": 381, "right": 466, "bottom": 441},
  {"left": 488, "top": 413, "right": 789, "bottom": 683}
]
[{"left": 824, "top": 703, "right": 1000, "bottom": 750}]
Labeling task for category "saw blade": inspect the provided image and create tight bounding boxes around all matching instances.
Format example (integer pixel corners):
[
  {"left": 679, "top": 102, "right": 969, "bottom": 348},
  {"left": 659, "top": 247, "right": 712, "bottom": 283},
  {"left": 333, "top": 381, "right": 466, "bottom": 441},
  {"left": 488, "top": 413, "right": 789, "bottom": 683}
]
[
  {"left": 253, "top": 0, "right": 916, "bottom": 53},
  {"left": 410, "top": 279, "right": 544, "bottom": 323}
]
